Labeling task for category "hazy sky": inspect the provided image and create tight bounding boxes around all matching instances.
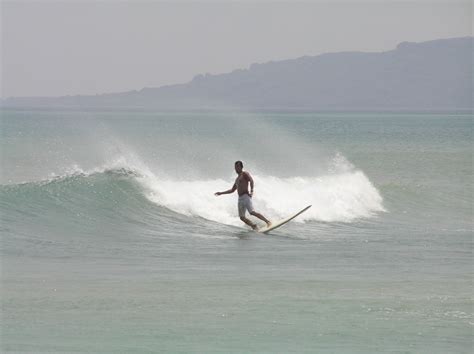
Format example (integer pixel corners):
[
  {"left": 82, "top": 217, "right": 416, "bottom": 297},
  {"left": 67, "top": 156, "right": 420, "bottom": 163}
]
[{"left": 2, "top": 0, "right": 472, "bottom": 98}]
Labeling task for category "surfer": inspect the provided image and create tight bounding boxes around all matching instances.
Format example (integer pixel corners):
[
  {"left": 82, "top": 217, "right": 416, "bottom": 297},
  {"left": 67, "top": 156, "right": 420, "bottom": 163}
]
[{"left": 215, "top": 161, "right": 271, "bottom": 230}]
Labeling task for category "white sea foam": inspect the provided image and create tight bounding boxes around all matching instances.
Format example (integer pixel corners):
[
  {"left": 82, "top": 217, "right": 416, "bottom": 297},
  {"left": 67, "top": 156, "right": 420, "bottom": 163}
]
[{"left": 137, "top": 154, "right": 386, "bottom": 226}]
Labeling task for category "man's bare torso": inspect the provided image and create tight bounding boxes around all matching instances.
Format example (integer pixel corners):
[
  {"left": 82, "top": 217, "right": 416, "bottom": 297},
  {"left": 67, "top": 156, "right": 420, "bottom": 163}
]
[{"left": 235, "top": 172, "right": 250, "bottom": 196}]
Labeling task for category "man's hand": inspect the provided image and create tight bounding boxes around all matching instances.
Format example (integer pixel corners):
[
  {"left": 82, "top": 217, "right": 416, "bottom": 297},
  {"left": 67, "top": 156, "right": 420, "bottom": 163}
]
[
  {"left": 249, "top": 191, "right": 253, "bottom": 198},
  {"left": 214, "top": 192, "right": 221, "bottom": 196}
]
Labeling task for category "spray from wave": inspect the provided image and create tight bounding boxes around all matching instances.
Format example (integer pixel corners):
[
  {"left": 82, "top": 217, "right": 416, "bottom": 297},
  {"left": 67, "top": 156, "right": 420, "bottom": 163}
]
[{"left": 2, "top": 112, "right": 385, "bottom": 229}]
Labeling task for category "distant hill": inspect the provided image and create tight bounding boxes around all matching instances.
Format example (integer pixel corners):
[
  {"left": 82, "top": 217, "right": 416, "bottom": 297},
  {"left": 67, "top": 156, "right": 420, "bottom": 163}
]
[{"left": 2, "top": 37, "right": 472, "bottom": 111}]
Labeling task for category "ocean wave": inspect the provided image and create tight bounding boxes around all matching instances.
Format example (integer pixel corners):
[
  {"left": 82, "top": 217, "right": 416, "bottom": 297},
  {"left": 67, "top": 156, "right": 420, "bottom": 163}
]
[{"left": 1, "top": 154, "right": 385, "bottom": 228}]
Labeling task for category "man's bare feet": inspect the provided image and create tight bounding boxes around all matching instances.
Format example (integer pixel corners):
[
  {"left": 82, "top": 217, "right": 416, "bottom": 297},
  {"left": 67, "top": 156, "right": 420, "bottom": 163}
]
[
  {"left": 266, "top": 221, "right": 272, "bottom": 227},
  {"left": 251, "top": 223, "right": 258, "bottom": 231}
]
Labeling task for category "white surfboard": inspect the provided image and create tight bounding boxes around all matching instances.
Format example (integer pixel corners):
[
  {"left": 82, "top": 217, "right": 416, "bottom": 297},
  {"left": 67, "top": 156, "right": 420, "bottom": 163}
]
[{"left": 258, "top": 205, "right": 312, "bottom": 234}]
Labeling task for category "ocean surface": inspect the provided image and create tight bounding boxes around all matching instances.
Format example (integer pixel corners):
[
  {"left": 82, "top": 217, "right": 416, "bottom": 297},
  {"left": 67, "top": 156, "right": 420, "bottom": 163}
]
[{"left": 1, "top": 110, "right": 472, "bottom": 353}]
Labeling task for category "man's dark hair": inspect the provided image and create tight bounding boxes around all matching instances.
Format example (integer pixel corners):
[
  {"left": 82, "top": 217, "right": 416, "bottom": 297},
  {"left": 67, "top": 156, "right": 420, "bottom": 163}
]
[{"left": 235, "top": 160, "right": 243, "bottom": 168}]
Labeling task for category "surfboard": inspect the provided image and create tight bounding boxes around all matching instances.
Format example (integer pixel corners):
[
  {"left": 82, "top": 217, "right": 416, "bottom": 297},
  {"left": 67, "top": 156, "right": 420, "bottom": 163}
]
[{"left": 258, "top": 205, "right": 312, "bottom": 234}]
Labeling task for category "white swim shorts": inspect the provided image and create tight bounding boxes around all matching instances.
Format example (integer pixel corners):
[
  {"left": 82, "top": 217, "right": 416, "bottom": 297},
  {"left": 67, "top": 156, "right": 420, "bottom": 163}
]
[{"left": 238, "top": 194, "right": 254, "bottom": 217}]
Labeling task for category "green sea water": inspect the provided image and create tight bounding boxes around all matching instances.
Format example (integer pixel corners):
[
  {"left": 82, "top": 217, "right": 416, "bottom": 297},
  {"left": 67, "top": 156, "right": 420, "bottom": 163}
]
[{"left": 1, "top": 110, "right": 472, "bottom": 353}]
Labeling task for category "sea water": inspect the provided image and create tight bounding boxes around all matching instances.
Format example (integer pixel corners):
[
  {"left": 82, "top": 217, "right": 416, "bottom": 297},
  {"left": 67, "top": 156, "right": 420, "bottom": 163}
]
[{"left": 1, "top": 111, "right": 472, "bottom": 353}]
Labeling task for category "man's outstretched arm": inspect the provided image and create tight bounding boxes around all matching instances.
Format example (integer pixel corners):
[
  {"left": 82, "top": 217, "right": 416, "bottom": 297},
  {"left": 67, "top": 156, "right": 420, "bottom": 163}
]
[{"left": 215, "top": 184, "right": 236, "bottom": 196}]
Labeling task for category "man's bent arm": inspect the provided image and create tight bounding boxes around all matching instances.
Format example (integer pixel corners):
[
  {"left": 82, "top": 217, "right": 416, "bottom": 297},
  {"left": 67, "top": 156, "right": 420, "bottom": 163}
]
[{"left": 245, "top": 172, "right": 254, "bottom": 193}]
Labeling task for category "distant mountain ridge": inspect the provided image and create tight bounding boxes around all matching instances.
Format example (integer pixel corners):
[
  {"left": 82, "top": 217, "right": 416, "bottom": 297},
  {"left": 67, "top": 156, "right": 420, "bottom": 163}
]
[{"left": 3, "top": 37, "right": 472, "bottom": 111}]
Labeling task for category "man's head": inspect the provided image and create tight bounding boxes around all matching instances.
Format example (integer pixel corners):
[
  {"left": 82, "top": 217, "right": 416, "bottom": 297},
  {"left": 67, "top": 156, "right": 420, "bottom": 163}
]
[{"left": 234, "top": 160, "right": 243, "bottom": 174}]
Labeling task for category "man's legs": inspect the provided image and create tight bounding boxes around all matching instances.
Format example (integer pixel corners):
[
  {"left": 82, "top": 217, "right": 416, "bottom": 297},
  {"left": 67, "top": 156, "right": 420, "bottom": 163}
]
[
  {"left": 239, "top": 196, "right": 257, "bottom": 230},
  {"left": 238, "top": 195, "right": 270, "bottom": 229},
  {"left": 240, "top": 216, "right": 257, "bottom": 230},
  {"left": 250, "top": 211, "right": 271, "bottom": 227},
  {"left": 245, "top": 195, "right": 271, "bottom": 227}
]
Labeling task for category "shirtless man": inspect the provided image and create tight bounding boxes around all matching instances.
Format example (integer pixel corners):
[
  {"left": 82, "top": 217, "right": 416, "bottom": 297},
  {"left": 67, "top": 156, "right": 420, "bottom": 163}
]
[{"left": 215, "top": 161, "right": 271, "bottom": 230}]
